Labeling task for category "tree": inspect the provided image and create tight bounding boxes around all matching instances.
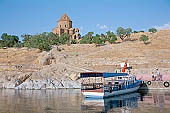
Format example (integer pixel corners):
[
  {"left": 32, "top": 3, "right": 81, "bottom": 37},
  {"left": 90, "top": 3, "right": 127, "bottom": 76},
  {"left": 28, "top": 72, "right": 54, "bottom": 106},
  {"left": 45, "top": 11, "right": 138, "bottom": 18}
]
[
  {"left": 133, "top": 31, "right": 138, "bottom": 33},
  {"left": 92, "top": 34, "right": 103, "bottom": 44},
  {"left": 1, "top": 33, "right": 19, "bottom": 47},
  {"left": 125, "top": 28, "right": 132, "bottom": 38},
  {"left": 46, "top": 32, "right": 59, "bottom": 45},
  {"left": 139, "top": 35, "right": 149, "bottom": 44},
  {"left": 106, "top": 31, "right": 117, "bottom": 44},
  {"left": 80, "top": 32, "right": 94, "bottom": 44},
  {"left": 116, "top": 27, "right": 132, "bottom": 40},
  {"left": 100, "top": 33, "right": 107, "bottom": 43},
  {"left": 116, "top": 27, "right": 125, "bottom": 40},
  {"left": 22, "top": 32, "right": 51, "bottom": 51},
  {"left": 58, "top": 33, "right": 70, "bottom": 44},
  {"left": 148, "top": 28, "right": 157, "bottom": 33},
  {"left": 0, "top": 40, "right": 4, "bottom": 48}
]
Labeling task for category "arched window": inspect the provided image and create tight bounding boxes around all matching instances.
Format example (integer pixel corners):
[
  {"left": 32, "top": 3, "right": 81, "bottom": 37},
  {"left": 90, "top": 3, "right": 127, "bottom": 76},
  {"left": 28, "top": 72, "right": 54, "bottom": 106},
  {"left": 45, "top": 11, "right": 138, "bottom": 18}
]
[
  {"left": 74, "top": 35, "right": 76, "bottom": 39},
  {"left": 65, "top": 25, "right": 67, "bottom": 27}
]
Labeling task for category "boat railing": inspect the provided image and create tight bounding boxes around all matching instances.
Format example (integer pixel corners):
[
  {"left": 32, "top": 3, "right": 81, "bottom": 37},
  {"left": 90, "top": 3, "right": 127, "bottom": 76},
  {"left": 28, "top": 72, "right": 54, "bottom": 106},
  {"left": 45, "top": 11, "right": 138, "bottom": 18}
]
[{"left": 104, "top": 81, "right": 128, "bottom": 92}]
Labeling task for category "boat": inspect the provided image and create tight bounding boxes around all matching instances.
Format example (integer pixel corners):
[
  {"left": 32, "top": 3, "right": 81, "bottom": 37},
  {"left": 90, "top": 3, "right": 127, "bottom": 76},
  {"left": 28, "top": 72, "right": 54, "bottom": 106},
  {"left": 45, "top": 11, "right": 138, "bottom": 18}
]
[{"left": 80, "top": 72, "right": 143, "bottom": 98}]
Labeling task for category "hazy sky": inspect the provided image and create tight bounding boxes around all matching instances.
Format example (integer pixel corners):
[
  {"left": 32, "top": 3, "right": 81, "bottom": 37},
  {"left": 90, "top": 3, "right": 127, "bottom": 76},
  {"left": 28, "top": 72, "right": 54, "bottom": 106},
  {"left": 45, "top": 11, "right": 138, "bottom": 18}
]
[{"left": 0, "top": 0, "right": 170, "bottom": 38}]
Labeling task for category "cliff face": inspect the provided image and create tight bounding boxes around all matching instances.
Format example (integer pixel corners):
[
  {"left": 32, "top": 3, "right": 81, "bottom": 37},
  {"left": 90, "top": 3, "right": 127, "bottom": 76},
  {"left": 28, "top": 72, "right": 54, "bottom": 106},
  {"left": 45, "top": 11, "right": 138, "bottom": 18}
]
[{"left": 0, "top": 30, "right": 170, "bottom": 89}]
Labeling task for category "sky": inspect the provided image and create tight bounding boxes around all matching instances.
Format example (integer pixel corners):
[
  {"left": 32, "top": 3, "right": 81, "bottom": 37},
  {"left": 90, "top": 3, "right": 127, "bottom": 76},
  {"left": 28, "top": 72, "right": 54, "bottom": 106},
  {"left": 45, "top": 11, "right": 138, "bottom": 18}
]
[{"left": 0, "top": 0, "right": 170, "bottom": 39}]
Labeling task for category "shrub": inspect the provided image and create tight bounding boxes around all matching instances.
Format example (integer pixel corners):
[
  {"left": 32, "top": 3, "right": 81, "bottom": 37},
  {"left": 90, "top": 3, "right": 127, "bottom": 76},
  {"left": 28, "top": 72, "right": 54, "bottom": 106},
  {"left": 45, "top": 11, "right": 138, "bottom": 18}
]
[
  {"left": 139, "top": 35, "right": 149, "bottom": 44},
  {"left": 71, "top": 39, "right": 77, "bottom": 44},
  {"left": 148, "top": 28, "right": 157, "bottom": 33}
]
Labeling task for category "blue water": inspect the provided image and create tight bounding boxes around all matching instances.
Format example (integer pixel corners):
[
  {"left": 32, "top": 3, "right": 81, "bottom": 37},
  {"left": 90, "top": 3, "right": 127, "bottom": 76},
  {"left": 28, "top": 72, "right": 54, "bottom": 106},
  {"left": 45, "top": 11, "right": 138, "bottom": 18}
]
[{"left": 0, "top": 89, "right": 170, "bottom": 113}]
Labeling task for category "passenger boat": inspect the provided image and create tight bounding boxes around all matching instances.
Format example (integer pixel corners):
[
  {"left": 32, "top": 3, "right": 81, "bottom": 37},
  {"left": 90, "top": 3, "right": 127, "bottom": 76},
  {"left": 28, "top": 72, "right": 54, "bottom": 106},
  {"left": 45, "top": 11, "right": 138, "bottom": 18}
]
[{"left": 80, "top": 72, "right": 143, "bottom": 98}]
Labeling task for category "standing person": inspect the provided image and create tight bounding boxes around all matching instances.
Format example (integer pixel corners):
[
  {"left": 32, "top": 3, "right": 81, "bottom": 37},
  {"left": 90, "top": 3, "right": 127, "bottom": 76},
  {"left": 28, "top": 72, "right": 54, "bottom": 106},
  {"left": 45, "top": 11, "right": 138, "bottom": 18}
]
[
  {"left": 122, "top": 61, "right": 127, "bottom": 73},
  {"left": 152, "top": 72, "right": 155, "bottom": 81},
  {"left": 156, "top": 68, "right": 160, "bottom": 81}
]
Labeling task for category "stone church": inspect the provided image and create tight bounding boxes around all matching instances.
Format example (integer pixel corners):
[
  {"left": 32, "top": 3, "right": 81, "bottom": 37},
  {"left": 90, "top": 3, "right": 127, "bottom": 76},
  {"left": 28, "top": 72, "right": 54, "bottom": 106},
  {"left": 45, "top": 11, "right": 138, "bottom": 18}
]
[{"left": 52, "top": 13, "right": 80, "bottom": 40}]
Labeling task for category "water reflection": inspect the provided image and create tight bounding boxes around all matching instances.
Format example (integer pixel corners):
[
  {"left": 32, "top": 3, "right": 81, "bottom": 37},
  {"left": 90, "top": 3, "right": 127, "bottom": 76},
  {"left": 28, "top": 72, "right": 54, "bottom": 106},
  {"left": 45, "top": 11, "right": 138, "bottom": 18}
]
[
  {"left": 103, "top": 93, "right": 139, "bottom": 112},
  {"left": 82, "top": 93, "right": 139, "bottom": 113},
  {"left": 0, "top": 89, "right": 170, "bottom": 113},
  {"left": 82, "top": 90, "right": 170, "bottom": 113},
  {"left": 0, "top": 89, "right": 82, "bottom": 113}
]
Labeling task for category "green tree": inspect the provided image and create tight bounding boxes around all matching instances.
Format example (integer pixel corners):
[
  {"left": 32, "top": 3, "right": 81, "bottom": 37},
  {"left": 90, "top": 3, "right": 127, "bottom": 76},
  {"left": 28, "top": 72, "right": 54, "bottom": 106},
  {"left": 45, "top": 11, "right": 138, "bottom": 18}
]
[
  {"left": 139, "top": 35, "right": 149, "bottom": 44},
  {"left": 80, "top": 32, "right": 94, "bottom": 44},
  {"left": 106, "top": 31, "right": 117, "bottom": 43},
  {"left": 148, "top": 28, "right": 157, "bottom": 33},
  {"left": 0, "top": 40, "right": 4, "bottom": 48},
  {"left": 22, "top": 32, "right": 51, "bottom": 51},
  {"left": 133, "top": 31, "right": 138, "bottom": 33},
  {"left": 116, "top": 27, "right": 132, "bottom": 40},
  {"left": 1, "top": 33, "right": 19, "bottom": 47},
  {"left": 125, "top": 28, "right": 132, "bottom": 38},
  {"left": 92, "top": 34, "right": 103, "bottom": 44},
  {"left": 100, "top": 33, "right": 107, "bottom": 43},
  {"left": 116, "top": 27, "right": 125, "bottom": 40},
  {"left": 46, "top": 32, "right": 59, "bottom": 45},
  {"left": 58, "top": 33, "right": 70, "bottom": 44}
]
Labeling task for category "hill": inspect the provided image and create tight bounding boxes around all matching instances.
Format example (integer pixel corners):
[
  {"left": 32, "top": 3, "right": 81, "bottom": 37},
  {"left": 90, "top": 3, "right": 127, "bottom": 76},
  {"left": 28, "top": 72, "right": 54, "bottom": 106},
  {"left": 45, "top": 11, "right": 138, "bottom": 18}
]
[{"left": 0, "top": 30, "right": 170, "bottom": 89}]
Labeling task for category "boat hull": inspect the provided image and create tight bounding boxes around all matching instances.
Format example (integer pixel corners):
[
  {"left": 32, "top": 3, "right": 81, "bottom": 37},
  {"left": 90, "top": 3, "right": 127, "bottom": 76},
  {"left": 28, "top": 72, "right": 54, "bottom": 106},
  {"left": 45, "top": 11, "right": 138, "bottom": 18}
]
[
  {"left": 82, "top": 86, "right": 140, "bottom": 98},
  {"left": 104, "top": 86, "right": 140, "bottom": 98}
]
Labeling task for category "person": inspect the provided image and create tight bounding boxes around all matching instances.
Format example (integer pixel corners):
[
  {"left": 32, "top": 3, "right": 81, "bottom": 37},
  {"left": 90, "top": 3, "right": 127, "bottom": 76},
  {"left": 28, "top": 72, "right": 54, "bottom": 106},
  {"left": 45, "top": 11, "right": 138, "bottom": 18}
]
[
  {"left": 122, "top": 61, "right": 127, "bottom": 73},
  {"left": 156, "top": 68, "right": 161, "bottom": 81},
  {"left": 152, "top": 72, "right": 155, "bottom": 81}
]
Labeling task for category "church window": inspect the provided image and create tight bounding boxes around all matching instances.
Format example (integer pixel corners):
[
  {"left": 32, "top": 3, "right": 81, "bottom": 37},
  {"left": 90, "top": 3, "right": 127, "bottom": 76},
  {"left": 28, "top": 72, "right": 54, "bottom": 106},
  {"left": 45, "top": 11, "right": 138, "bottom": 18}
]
[
  {"left": 65, "top": 25, "right": 67, "bottom": 27},
  {"left": 74, "top": 35, "right": 76, "bottom": 39}
]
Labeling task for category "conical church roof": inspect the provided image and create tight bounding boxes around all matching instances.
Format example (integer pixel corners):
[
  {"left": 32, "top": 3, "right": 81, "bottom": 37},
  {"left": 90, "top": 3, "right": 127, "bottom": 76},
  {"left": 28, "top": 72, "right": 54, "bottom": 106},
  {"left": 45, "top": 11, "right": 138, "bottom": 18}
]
[{"left": 58, "top": 13, "right": 71, "bottom": 22}]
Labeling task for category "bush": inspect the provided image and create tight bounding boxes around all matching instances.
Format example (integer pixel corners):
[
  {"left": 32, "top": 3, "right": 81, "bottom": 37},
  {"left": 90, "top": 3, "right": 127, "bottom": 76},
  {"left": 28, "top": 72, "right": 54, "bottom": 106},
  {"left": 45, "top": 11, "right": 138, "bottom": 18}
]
[
  {"left": 148, "top": 28, "right": 157, "bottom": 33},
  {"left": 139, "top": 30, "right": 144, "bottom": 33},
  {"left": 133, "top": 31, "right": 138, "bottom": 33},
  {"left": 71, "top": 39, "right": 77, "bottom": 44},
  {"left": 139, "top": 35, "right": 149, "bottom": 44}
]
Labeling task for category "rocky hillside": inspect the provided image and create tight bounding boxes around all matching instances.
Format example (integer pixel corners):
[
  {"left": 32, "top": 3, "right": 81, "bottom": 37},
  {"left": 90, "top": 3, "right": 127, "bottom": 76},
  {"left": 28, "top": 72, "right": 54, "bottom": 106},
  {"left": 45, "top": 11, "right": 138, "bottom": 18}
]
[{"left": 0, "top": 30, "right": 170, "bottom": 89}]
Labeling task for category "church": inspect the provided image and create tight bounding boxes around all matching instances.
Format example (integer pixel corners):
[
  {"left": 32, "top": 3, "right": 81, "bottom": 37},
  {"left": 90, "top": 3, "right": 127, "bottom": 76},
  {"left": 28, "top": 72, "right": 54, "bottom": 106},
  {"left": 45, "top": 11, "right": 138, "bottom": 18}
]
[{"left": 52, "top": 13, "right": 80, "bottom": 40}]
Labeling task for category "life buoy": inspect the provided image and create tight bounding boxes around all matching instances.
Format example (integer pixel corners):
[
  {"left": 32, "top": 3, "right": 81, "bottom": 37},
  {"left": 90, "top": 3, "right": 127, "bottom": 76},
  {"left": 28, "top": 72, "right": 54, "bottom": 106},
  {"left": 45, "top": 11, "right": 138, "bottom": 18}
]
[
  {"left": 163, "top": 82, "right": 170, "bottom": 87},
  {"left": 109, "top": 87, "right": 112, "bottom": 93},
  {"left": 147, "top": 81, "right": 151, "bottom": 85}
]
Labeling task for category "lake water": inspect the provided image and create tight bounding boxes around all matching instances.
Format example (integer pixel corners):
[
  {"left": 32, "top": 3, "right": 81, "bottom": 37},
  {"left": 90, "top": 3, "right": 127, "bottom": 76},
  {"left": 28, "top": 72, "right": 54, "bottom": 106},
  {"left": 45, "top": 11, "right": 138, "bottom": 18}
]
[{"left": 0, "top": 89, "right": 170, "bottom": 113}]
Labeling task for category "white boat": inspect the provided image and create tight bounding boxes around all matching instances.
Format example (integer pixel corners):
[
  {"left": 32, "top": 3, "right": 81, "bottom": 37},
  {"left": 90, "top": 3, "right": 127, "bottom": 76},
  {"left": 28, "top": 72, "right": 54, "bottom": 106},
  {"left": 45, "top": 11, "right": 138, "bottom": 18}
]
[{"left": 81, "top": 72, "right": 143, "bottom": 98}]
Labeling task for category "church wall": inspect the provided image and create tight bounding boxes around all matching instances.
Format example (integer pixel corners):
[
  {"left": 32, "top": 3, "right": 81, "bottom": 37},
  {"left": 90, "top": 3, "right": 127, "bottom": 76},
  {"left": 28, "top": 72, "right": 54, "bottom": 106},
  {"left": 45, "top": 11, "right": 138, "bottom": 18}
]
[{"left": 58, "top": 21, "right": 72, "bottom": 29}]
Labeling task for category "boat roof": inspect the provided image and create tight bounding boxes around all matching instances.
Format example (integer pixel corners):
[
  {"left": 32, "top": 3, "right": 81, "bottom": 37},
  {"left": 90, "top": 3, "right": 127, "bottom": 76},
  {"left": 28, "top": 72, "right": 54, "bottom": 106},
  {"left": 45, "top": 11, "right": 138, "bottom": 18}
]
[
  {"left": 103, "top": 72, "right": 129, "bottom": 78},
  {"left": 80, "top": 72, "right": 103, "bottom": 78},
  {"left": 80, "top": 72, "right": 129, "bottom": 78}
]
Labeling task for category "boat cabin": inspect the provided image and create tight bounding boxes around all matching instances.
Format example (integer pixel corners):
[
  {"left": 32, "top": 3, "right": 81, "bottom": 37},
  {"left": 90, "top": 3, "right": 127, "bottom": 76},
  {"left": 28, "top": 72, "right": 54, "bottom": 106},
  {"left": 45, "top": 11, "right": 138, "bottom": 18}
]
[{"left": 81, "top": 72, "right": 141, "bottom": 96}]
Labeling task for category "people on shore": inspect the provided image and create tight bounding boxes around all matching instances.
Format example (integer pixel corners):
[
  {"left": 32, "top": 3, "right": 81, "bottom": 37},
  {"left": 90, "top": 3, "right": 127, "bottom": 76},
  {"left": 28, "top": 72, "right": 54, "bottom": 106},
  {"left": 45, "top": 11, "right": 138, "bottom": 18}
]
[
  {"left": 156, "top": 68, "right": 162, "bottom": 81},
  {"left": 152, "top": 72, "right": 156, "bottom": 81},
  {"left": 152, "top": 69, "right": 162, "bottom": 81}
]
